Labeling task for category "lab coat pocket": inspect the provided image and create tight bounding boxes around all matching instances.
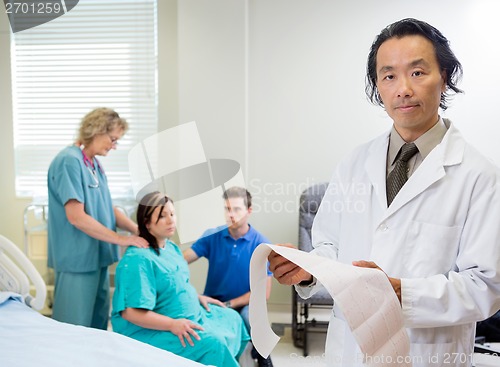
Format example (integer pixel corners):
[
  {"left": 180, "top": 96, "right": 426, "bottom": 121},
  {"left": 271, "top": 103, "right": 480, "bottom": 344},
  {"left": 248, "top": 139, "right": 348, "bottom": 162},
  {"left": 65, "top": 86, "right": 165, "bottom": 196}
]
[{"left": 405, "top": 221, "right": 461, "bottom": 277}]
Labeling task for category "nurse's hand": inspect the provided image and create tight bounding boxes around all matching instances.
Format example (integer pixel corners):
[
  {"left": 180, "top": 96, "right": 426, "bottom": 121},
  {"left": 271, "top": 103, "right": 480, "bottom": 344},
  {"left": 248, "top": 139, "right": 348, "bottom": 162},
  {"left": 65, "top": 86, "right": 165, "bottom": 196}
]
[
  {"left": 269, "top": 243, "right": 312, "bottom": 286},
  {"left": 198, "top": 295, "right": 224, "bottom": 312},
  {"left": 170, "top": 319, "right": 204, "bottom": 348},
  {"left": 117, "top": 235, "right": 149, "bottom": 248},
  {"left": 352, "top": 260, "right": 402, "bottom": 304}
]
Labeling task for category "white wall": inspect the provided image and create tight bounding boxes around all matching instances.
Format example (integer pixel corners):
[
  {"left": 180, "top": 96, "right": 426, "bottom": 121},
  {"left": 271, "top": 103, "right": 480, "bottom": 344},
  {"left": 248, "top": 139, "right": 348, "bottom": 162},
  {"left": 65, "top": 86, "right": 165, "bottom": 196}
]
[
  {"left": 0, "top": 9, "right": 32, "bottom": 249},
  {"left": 1, "top": 0, "right": 500, "bottom": 306},
  {"left": 175, "top": 0, "right": 500, "bottom": 304}
]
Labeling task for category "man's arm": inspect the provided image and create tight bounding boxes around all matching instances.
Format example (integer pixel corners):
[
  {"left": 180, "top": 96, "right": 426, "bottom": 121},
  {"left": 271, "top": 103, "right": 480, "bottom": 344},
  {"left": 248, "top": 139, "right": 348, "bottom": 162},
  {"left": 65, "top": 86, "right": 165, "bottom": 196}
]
[
  {"left": 226, "top": 276, "right": 273, "bottom": 308},
  {"left": 183, "top": 248, "right": 200, "bottom": 263}
]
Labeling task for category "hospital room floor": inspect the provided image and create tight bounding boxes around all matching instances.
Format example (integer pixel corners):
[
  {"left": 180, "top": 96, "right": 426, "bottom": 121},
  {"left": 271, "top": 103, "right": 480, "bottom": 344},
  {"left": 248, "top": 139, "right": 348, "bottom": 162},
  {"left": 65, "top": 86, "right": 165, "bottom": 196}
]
[
  {"left": 265, "top": 327, "right": 326, "bottom": 367},
  {"left": 253, "top": 309, "right": 500, "bottom": 367},
  {"left": 257, "top": 308, "right": 328, "bottom": 367},
  {"left": 262, "top": 328, "right": 500, "bottom": 367}
]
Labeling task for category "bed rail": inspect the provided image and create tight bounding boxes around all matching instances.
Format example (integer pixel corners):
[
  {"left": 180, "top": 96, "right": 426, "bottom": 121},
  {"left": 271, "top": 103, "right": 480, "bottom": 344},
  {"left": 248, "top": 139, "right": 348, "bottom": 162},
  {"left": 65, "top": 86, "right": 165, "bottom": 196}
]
[{"left": 0, "top": 234, "right": 46, "bottom": 310}]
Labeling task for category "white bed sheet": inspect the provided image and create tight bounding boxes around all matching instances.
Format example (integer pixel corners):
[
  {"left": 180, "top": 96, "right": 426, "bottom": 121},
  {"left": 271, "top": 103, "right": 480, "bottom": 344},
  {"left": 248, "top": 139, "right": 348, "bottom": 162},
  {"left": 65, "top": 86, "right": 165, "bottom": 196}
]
[{"left": 0, "top": 292, "right": 209, "bottom": 367}]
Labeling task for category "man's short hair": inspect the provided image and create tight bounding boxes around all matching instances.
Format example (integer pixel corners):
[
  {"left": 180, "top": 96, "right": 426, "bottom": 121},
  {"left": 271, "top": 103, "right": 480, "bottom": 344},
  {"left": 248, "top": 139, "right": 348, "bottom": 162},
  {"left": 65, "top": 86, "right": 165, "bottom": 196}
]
[{"left": 222, "top": 187, "right": 252, "bottom": 209}]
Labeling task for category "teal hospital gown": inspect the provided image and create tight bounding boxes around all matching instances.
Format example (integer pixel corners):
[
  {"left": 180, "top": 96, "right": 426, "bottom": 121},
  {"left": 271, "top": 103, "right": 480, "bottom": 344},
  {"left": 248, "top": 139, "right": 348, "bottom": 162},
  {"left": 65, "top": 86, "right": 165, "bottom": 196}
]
[{"left": 111, "top": 240, "right": 250, "bottom": 367}]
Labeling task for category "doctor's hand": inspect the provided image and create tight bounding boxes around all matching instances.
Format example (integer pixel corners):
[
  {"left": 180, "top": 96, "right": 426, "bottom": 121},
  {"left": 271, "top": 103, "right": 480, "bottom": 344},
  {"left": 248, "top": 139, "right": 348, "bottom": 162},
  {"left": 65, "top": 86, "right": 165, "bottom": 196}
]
[
  {"left": 198, "top": 295, "right": 224, "bottom": 312},
  {"left": 352, "top": 260, "right": 402, "bottom": 304},
  {"left": 170, "top": 318, "right": 204, "bottom": 348},
  {"left": 269, "top": 243, "right": 313, "bottom": 286}
]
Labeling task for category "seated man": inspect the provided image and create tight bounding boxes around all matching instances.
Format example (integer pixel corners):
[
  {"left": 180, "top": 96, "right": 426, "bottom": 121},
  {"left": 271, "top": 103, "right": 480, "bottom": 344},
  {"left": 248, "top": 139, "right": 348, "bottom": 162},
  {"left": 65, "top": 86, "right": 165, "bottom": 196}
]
[{"left": 183, "top": 187, "right": 273, "bottom": 367}]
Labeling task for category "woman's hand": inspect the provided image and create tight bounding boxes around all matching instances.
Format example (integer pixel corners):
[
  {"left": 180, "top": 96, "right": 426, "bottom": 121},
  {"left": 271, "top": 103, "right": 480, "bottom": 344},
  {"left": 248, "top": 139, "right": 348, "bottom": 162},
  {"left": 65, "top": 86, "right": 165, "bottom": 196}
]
[
  {"left": 121, "top": 308, "right": 203, "bottom": 347},
  {"left": 198, "top": 295, "right": 224, "bottom": 312},
  {"left": 170, "top": 319, "right": 204, "bottom": 347}
]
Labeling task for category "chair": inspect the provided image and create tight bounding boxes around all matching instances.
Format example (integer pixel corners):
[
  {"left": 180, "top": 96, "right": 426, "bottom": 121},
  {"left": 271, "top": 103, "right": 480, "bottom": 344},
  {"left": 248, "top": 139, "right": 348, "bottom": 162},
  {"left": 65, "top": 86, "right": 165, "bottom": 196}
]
[
  {"left": 292, "top": 182, "right": 333, "bottom": 356},
  {"left": 475, "top": 310, "right": 500, "bottom": 356}
]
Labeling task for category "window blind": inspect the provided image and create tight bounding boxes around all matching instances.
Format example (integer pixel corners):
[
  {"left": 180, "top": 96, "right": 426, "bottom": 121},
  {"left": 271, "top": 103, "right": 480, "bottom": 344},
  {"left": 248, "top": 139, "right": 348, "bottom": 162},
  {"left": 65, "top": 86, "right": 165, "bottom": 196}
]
[{"left": 11, "top": 0, "right": 158, "bottom": 199}]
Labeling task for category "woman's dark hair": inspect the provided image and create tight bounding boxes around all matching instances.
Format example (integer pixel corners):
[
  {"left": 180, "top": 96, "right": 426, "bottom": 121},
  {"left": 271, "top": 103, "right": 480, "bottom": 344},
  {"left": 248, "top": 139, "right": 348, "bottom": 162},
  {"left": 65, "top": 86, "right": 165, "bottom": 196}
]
[
  {"left": 365, "top": 18, "right": 463, "bottom": 111},
  {"left": 136, "top": 191, "right": 173, "bottom": 255}
]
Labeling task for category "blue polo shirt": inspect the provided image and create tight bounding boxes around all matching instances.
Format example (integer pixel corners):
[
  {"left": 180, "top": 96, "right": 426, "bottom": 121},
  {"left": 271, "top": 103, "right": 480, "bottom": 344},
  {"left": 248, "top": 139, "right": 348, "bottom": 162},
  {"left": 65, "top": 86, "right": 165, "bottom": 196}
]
[
  {"left": 191, "top": 225, "right": 271, "bottom": 301},
  {"left": 47, "top": 146, "right": 118, "bottom": 272}
]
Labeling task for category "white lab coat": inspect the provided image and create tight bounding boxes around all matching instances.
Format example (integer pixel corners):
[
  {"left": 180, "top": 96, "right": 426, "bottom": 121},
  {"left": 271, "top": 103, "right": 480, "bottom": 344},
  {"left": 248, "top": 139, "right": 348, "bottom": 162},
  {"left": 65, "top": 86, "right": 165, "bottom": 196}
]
[{"left": 298, "top": 120, "right": 500, "bottom": 367}]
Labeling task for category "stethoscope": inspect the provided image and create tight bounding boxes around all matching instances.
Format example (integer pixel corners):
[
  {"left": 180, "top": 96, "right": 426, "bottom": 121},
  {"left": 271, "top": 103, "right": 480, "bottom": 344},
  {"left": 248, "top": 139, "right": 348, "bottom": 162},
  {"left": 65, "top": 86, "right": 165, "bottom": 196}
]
[{"left": 81, "top": 149, "right": 103, "bottom": 189}]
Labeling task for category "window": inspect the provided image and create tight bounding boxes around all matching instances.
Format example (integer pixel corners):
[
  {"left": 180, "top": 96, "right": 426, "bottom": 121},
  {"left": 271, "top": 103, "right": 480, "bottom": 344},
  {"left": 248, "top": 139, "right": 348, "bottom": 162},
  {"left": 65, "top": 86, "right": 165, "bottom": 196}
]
[{"left": 11, "top": 0, "right": 158, "bottom": 199}]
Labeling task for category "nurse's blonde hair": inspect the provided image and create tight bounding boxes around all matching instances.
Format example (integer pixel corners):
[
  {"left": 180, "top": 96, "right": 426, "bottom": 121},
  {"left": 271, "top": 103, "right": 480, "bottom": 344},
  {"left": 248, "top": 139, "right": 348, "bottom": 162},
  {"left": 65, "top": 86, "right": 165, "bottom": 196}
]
[{"left": 77, "top": 107, "right": 128, "bottom": 146}]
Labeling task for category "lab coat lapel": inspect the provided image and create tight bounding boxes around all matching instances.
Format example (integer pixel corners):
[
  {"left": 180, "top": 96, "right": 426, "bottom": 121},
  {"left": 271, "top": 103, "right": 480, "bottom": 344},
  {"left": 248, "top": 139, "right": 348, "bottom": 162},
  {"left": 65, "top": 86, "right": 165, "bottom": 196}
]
[
  {"left": 384, "top": 123, "right": 465, "bottom": 218},
  {"left": 365, "top": 133, "right": 390, "bottom": 211}
]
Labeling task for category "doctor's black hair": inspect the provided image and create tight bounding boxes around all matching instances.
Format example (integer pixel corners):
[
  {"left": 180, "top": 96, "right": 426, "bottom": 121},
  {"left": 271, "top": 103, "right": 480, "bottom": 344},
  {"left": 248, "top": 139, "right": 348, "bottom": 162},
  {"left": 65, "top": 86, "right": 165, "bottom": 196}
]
[
  {"left": 365, "top": 18, "right": 463, "bottom": 111},
  {"left": 137, "top": 191, "right": 173, "bottom": 255}
]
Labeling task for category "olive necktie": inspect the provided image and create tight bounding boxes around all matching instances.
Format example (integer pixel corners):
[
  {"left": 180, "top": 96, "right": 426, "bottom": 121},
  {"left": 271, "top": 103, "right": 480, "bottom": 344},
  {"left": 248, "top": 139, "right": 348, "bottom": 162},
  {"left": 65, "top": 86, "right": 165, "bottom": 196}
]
[{"left": 386, "top": 143, "right": 419, "bottom": 206}]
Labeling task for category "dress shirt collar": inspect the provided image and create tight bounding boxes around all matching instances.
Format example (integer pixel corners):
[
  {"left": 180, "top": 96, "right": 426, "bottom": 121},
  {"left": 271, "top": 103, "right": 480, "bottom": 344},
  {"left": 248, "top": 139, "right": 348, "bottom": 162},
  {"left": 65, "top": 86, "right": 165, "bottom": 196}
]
[{"left": 388, "top": 117, "right": 448, "bottom": 166}]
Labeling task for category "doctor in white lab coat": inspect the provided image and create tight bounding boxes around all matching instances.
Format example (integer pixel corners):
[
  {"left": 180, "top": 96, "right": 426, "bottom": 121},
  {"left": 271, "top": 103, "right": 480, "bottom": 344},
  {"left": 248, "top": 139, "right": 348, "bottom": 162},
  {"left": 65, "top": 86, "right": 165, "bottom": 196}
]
[{"left": 269, "top": 18, "right": 500, "bottom": 367}]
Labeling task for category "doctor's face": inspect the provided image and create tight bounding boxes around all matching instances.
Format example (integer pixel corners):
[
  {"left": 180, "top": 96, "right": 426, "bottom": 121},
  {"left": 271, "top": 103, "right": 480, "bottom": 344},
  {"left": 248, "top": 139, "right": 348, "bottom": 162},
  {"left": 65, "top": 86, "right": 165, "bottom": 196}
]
[{"left": 375, "top": 35, "right": 446, "bottom": 142}]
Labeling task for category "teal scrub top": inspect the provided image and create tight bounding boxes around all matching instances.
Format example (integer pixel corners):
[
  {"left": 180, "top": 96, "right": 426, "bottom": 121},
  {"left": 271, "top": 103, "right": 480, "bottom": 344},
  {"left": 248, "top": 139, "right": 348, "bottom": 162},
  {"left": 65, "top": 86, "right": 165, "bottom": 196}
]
[
  {"left": 47, "top": 146, "right": 118, "bottom": 272},
  {"left": 112, "top": 241, "right": 203, "bottom": 330},
  {"left": 111, "top": 241, "right": 250, "bottom": 367}
]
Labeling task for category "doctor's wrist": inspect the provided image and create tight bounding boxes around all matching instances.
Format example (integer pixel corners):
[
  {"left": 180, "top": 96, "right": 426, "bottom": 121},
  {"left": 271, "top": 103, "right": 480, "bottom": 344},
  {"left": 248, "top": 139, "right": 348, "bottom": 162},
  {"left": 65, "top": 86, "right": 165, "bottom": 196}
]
[
  {"left": 389, "top": 277, "right": 401, "bottom": 304},
  {"left": 298, "top": 275, "right": 316, "bottom": 287}
]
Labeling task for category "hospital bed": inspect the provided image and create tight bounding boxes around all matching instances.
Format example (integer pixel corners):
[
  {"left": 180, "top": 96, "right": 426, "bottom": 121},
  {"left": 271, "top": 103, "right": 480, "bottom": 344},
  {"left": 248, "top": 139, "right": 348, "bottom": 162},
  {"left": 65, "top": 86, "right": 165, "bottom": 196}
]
[{"left": 0, "top": 234, "right": 210, "bottom": 367}]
